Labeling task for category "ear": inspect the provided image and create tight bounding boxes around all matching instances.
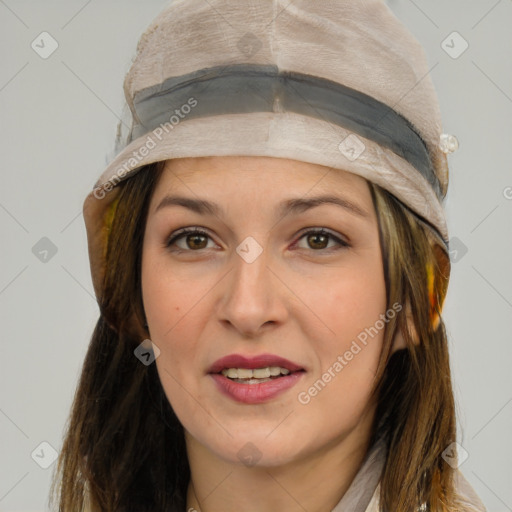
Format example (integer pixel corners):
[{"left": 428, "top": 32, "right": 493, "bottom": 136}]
[
  {"left": 391, "top": 240, "right": 450, "bottom": 353},
  {"left": 391, "top": 299, "right": 419, "bottom": 352},
  {"left": 429, "top": 242, "right": 451, "bottom": 332}
]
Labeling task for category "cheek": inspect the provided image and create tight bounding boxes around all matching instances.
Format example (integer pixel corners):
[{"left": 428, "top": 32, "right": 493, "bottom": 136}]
[
  {"left": 295, "top": 256, "right": 387, "bottom": 405},
  {"left": 141, "top": 249, "right": 212, "bottom": 410},
  {"left": 295, "top": 258, "right": 386, "bottom": 348},
  {"left": 141, "top": 248, "right": 207, "bottom": 338},
  {"left": 293, "top": 285, "right": 386, "bottom": 441}
]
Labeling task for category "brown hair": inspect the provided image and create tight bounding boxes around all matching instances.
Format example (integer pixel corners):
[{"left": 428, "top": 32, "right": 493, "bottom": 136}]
[
  {"left": 50, "top": 161, "right": 460, "bottom": 511},
  {"left": 368, "top": 184, "right": 458, "bottom": 511}
]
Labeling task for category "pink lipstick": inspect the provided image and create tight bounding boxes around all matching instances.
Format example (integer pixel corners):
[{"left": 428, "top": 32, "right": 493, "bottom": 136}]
[{"left": 208, "top": 353, "right": 305, "bottom": 404}]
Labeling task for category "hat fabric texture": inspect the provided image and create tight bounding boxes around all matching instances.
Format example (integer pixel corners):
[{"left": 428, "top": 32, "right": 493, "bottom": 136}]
[{"left": 84, "top": 0, "right": 452, "bottom": 301}]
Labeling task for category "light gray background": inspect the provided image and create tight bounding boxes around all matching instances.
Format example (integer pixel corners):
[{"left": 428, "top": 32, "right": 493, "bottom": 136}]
[{"left": 0, "top": 1, "right": 511, "bottom": 510}]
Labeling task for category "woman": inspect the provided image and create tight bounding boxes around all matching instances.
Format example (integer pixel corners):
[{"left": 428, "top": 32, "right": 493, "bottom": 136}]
[{"left": 50, "top": 1, "right": 487, "bottom": 511}]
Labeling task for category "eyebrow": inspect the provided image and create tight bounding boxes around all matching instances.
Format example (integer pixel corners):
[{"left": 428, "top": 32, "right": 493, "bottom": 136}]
[{"left": 154, "top": 194, "right": 370, "bottom": 219}]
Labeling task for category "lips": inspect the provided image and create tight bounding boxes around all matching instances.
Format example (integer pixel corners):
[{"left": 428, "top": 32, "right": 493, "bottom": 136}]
[
  {"left": 208, "top": 353, "right": 304, "bottom": 374},
  {"left": 207, "top": 353, "right": 306, "bottom": 404}
]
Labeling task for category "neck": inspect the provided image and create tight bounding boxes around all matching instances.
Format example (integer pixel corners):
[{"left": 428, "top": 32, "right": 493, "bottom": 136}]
[{"left": 184, "top": 415, "right": 376, "bottom": 512}]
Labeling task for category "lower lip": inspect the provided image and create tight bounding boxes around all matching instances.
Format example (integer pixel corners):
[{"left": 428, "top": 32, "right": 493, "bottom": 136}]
[{"left": 209, "top": 372, "right": 305, "bottom": 404}]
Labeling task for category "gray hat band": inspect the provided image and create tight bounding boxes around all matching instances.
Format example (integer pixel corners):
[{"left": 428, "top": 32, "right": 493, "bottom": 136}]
[{"left": 130, "top": 64, "right": 441, "bottom": 198}]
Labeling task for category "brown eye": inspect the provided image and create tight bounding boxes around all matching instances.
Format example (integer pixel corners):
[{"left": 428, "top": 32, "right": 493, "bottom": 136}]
[
  {"left": 296, "top": 229, "right": 349, "bottom": 252},
  {"left": 307, "top": 232, "right": 330, "bottom": 250},
  {"left": 184, "top": 233, "right": 209, "bottom": 250},
  {"left": 166, "top": 228, "right": 214, "bottom": 251}
]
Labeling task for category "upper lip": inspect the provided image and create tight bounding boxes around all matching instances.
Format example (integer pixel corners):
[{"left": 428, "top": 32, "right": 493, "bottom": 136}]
[{"left": 208, "top": 353, "right": 304, "bottom": 374}]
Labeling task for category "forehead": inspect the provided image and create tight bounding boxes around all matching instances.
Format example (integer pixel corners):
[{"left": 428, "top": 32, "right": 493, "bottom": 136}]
[
  {"left": 153, "top": 156, "right": 371, "bottom": 196},
  {"left": 147, "top": 156, "right": 377, "bottom": 225}
]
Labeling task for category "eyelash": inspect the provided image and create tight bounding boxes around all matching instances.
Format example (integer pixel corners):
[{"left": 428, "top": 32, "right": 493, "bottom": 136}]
[{"left": 165, "top": 227, "right": 350, "bottom": 253}]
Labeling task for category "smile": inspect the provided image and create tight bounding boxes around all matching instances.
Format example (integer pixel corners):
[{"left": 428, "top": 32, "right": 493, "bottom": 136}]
[
  {"left": 208, "top": 353, "right": 306, "bottom": 403},
  {"left": 220, "top": 366, "right": 292, "bottom": 383}
]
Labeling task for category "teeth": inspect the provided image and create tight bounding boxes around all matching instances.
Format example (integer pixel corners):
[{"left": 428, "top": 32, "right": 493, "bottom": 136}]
[
  {"left": 269, "top": 366, "right": 281, "bottom": 376},
  {"left": 225, "top": 368, "right": 238, "bottom": 379},
  {"left": 253, "top": 368, "right": 270, "bottom": 378},
  {"left": 233, "top": 378, "right": 273, "bottom": 384},
  {"left": 221, "top": 366, "right": 292, "bottom": 379},
  {"left": 237, "top": 368, "right": 253, "bottom": 379}
]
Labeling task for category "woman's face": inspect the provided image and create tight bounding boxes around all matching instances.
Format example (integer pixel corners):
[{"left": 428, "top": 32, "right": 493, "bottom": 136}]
[{"left": 141, "top": 156, "right": 394, "bottom": 468}]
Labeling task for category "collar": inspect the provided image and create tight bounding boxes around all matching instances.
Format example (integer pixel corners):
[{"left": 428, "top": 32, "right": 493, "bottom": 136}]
[{"left": 331, "top": 437, "right": 387, "bottom": 512}]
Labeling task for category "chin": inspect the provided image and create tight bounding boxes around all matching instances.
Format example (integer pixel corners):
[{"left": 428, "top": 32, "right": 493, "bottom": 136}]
[{"left": 203, "top": 431, "right": 307, "bottom": 469}]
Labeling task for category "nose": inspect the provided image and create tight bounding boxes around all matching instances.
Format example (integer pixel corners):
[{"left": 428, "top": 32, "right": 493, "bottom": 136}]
[{"left": 216, "top": 242, "right": 289, "bottom": 337}]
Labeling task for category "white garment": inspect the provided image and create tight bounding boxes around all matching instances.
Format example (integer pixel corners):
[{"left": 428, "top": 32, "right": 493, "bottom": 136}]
[{"left": 330, "top": 438, "right": 488, "bottom": 512}]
